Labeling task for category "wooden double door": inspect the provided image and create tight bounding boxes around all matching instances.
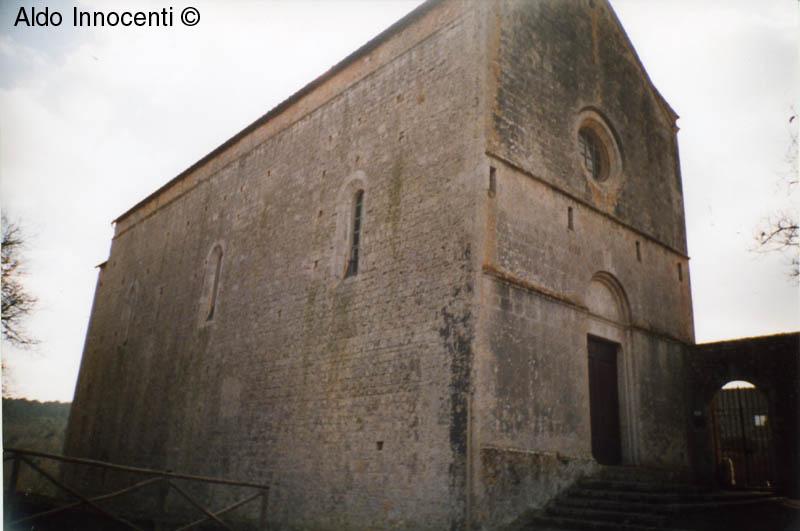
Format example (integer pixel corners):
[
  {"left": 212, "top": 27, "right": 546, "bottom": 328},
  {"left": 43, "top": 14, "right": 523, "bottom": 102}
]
[{"left": 588, "top": 335, "right": 622, "bottom": 465}]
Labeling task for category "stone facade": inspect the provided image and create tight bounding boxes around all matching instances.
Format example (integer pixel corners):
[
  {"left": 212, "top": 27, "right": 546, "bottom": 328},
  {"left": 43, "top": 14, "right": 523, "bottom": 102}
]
[
  {"left": 65, "top": 1, "right": 694, "bottom": 529},
  {"left": 471, "top": 2, "right": 693, "bottom": 526}
]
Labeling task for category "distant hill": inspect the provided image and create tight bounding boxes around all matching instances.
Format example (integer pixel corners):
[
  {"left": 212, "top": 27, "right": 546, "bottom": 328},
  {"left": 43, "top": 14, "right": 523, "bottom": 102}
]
[
  {"left": 3, "top": 398, "right": 70, "bottom": 451},
  {"left": 3, "top": 398, "right": 71, "bottom": 497}
]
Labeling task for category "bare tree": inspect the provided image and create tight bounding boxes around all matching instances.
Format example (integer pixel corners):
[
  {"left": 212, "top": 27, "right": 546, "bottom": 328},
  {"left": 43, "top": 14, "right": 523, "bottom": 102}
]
[
  {"left": 756, "top": 214, "right": 799, "bottom": 279},
  {"left": 2, "top": 214, "right": 37, "bottom": 346},
  {"left": 754, "top": 112, "right": 799, "bottom": 280}
]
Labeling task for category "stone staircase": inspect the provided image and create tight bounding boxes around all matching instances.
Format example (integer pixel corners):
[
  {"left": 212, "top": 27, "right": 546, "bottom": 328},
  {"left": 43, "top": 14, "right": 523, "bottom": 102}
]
[{"left": 521, "top": 467, "right": 781, "bottom": 531}]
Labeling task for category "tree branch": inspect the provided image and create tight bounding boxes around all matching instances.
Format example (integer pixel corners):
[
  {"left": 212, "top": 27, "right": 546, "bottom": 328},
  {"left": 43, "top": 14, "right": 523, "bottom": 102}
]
[{"left": 1, "top": 214, "right": 38, "bottom": 347}]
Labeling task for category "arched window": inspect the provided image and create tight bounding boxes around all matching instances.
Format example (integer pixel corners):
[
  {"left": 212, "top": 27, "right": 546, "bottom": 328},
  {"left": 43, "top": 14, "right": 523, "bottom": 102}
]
[
  {"left": 345, "top": 190, "right": 364, "bottom": 278},
  {"left": 205, "top": 245, "right": 223, "bottom": 321}
]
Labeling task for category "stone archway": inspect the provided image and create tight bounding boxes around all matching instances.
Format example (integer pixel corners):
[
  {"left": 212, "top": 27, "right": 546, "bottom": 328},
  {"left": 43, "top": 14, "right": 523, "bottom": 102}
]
[
  {"left": 710, "top": 380, "right": 774, "bottom": 490},
  {"left": 689, "top": 334, "right": 799, "bottom": 497}
]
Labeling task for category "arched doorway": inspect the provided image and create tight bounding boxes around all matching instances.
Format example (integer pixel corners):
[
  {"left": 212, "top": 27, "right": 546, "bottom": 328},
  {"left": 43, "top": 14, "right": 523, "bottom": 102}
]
[
  {"left": 585, "top": 272, "right": 633, "bottom": 466},
  {"left": 710, "top": 380, "right": 774, "bottom": 490}
]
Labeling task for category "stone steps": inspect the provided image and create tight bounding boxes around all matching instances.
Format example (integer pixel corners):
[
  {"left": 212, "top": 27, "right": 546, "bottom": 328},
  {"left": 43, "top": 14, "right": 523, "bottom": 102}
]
[
  {"left": 525, "top": 514, "right": 687, "bottom": 531},
  {"left": 546, "top": 505, "right": 667, "bottom": 526},
  {"left": 577, "top": 479, "right": 709, "bottom": 494},
  {"left": 568, "top": 487, "right": 774, "bottom": 505},
  {"left": 593, "top": 465, "right": 686, "bottom": 483},
  {"left": 555, "top": 490, "right": 778, "bottom": 514},
  {"left": 518, "top": 468, "right": 781, "bottom": 531}
]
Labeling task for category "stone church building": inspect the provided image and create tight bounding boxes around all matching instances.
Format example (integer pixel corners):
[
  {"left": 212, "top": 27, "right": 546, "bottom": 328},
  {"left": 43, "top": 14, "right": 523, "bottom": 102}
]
[{"left": 65, "top": 0, "right": 697, "bottom": 528}]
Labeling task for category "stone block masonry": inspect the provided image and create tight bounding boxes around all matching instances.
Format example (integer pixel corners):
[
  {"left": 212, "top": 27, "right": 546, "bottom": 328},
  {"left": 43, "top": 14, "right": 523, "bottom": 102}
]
[
  {"left": 65, "top": 1, "right": 698, "bottom": 529},
  {"left": 66, "top": 2, "right": 487, "bottom": 528}
]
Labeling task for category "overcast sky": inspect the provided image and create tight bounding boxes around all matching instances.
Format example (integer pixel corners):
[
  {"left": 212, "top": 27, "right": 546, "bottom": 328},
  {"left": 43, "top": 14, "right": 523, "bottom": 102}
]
[{"left": 1, "top": 0, "right": 797, "bottom": 402}]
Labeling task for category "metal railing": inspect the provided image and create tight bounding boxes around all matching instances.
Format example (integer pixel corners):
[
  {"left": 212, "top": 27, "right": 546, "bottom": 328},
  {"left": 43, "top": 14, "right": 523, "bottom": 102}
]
[{"left": 4, "top": 447, "right": 270, "bottom": 530}]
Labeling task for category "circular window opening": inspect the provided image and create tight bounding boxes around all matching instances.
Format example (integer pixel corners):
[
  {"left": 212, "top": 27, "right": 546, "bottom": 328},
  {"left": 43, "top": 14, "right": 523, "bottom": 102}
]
[{"left": 578, "top": 127, "right": 610, "bottom": 182}]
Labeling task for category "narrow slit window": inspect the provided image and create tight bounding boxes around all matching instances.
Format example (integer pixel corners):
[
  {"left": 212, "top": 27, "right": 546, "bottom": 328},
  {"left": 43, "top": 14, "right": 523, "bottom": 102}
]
[
  {"left": 207, "top": 245, "right": 223, "bottom": 320},
  {"left": 636, "top": 241, "right": 641, "bottom": 262},
  {"left": 568, "top": 207, "right": 574, "bottom": 230},
  {"left": 346, "top": 190, "right": 364, "bottom": 278},
  {"left": 677, "top": 262, "right": 683, "bottom": 282}
]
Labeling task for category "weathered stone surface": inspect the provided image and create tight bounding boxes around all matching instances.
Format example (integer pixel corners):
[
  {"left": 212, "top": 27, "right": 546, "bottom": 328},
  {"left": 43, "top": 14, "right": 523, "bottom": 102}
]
[
  {"left": 472, "top": 1, "right": 693, "bottom": 527},
  {"left": 65, "top": 1, "right": 697, "bottom": 529}
]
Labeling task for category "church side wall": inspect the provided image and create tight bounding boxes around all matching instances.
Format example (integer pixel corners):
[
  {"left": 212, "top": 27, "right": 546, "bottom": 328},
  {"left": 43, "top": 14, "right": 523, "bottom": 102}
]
[
  {"left": 65, "top": 2, "right": 485, "bottom": 528},
  {"left": 472, "top": 1, "right": 693, "bottom": 527}
]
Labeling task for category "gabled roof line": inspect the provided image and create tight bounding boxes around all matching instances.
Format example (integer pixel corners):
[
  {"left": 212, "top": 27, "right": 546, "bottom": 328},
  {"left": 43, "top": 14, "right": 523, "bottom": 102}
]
[
  {"left": 115, "top": 0, "right": 678, "bottom": 226},
  {"left": 604, "top": 0, "right": 679, "bottom": 125},
  {"left": 114, "top": 0, "right": 441, "bottom": 224}
]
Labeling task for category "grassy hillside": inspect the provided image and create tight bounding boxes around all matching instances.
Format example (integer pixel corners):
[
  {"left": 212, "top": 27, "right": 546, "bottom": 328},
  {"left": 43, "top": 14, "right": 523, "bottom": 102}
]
[
  {"left": 3, "top": 398, "right": 71, "bottom": 497},
  {"left": 3, "top": 398, "right": 70, "bottom": 451}
]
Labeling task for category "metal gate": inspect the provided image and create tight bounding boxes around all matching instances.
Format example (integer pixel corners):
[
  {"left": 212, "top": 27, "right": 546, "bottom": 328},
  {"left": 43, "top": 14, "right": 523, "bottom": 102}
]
[{"left": 710, "top": 386, "right": 774, "bottom": 490}]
